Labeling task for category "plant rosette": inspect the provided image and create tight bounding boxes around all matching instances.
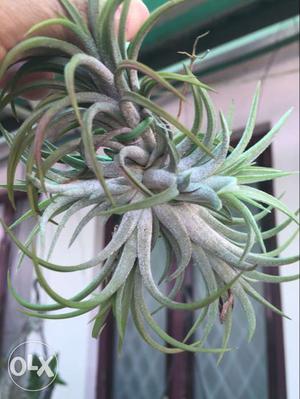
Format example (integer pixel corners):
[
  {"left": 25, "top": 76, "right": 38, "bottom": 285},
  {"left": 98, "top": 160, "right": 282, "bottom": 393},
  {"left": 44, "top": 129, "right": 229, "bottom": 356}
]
[{"left": 0, "top": 0, "right": 299, "bottom": 357}]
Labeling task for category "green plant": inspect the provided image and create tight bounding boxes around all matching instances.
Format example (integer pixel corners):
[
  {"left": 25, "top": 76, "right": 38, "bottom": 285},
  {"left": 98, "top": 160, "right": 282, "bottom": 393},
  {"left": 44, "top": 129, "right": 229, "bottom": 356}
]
[{"left": 0, "top": 0, "right": 299, "bottom": 357}]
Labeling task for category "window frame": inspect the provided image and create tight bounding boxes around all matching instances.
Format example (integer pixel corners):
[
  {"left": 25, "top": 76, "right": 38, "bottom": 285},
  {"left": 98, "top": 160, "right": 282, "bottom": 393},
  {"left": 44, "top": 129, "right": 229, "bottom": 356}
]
[
  {"left": 94, "top": 128, "right": 288, "bottom": 399},
  {"left": 164, "top": 128, "right": 286, "bottom": 399}
]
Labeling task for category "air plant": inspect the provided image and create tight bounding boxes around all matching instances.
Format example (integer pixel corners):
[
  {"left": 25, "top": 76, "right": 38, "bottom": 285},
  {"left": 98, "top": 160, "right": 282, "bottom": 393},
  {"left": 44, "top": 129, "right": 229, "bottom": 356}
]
[{"left": 0, "top": 0, "right": 299, "bottom": 356}]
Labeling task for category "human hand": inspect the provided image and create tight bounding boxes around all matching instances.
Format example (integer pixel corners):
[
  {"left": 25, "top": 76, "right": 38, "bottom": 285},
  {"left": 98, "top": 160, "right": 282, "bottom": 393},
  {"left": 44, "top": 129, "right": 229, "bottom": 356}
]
[{"left": 0, "top": 0, "right": 149, "bottom": 99}]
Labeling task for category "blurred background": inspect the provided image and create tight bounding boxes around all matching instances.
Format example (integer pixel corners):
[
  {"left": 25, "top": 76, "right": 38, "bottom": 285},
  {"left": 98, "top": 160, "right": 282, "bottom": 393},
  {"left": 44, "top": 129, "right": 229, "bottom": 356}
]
[{"left": 0, "top": 1, "right": 299, "bottom": 398}]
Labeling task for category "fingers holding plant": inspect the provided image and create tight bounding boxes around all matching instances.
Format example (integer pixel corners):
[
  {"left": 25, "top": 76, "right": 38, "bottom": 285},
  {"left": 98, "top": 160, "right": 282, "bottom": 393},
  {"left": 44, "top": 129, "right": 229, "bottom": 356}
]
[{"left": 0, "top": 0, "right": 149, "bottom": 99}]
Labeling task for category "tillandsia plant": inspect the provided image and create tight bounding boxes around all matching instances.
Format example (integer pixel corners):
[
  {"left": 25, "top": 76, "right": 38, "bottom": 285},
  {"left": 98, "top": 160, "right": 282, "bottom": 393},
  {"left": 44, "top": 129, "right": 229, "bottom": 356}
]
[{"left": 0, "top": 0, "right": 299, "bottom": 357}]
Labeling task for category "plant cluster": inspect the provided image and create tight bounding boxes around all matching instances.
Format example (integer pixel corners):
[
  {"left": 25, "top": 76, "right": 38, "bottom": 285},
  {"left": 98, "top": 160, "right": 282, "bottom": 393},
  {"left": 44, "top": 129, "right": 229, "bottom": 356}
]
[{"left": 0, "top": 0, "right": 299, "bottom": 356}]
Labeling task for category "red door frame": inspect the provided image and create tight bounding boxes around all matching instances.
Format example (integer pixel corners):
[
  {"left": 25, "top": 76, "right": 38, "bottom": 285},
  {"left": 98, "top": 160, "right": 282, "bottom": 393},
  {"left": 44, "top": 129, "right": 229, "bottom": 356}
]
[{"left": 0, "top": 191, "right": 27, "bottom": 351}]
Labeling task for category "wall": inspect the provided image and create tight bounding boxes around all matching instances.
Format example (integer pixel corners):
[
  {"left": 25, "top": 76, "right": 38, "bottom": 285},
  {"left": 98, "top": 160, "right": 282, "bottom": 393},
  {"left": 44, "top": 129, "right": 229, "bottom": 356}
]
[
  {"left": 161, "top": 41, "right": 299, "bottom": 399},
  {"left": 41, "top": 209, "right": 102, "bottom": 399}
]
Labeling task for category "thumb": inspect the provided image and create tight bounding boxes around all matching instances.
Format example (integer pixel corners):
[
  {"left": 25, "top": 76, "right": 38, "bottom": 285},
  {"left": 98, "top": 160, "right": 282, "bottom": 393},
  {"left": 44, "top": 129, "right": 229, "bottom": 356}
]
[
  {"left": 115, "top": 0, "right": 150, "bottom": 41},
  {"left": 0, "top": 0, "right": 149, "bottom": 100}
]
